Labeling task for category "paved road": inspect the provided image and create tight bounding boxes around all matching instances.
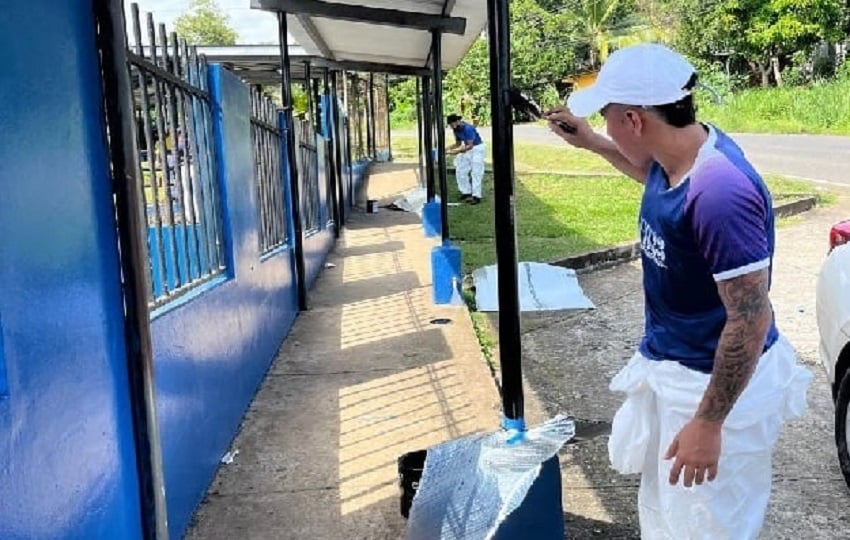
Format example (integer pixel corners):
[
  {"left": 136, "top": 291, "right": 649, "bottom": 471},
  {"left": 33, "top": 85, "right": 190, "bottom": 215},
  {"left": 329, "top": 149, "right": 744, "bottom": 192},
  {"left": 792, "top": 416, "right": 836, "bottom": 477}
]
[{"left": 468, "top": 124, "right": 850, "bottom": 187}]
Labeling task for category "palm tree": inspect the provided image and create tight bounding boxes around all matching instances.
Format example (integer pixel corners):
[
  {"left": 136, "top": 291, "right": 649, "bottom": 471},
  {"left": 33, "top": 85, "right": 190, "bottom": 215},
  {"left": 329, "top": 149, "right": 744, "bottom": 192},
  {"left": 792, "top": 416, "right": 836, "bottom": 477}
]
[
  {"left": 564, "top": 0, "right": 623, "bottom": 69},
  {"left": 563, "top": 0, "right": 674, "bottom": 70}
]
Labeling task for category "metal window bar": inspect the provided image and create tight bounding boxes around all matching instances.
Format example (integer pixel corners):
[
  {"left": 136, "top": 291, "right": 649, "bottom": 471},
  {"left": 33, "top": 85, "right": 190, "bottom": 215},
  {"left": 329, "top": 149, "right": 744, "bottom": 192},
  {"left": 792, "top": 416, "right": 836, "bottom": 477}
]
[
  {"left": 250, "top": 88, "right": 288, "bottom": 253},
  {"left": 295, "top": 117, "right": 320, "bottom": 232},
  {"left": 127, "top": 3, "right": 225, "bottom": 307}
]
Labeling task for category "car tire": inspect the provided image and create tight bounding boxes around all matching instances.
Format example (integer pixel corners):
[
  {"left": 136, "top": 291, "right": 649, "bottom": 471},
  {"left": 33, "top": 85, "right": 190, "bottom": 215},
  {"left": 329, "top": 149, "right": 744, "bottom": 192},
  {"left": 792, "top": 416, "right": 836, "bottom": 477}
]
[{"left": 834, "top": 368, "right": 850, "bottom": 490}]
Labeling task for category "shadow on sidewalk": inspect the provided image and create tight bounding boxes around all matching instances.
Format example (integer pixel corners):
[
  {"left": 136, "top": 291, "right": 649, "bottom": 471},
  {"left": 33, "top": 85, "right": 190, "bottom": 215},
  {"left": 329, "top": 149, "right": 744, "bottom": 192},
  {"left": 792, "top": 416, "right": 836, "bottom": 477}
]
[{"left": 186, "top": 163, "right": 501, "bottom": 540}]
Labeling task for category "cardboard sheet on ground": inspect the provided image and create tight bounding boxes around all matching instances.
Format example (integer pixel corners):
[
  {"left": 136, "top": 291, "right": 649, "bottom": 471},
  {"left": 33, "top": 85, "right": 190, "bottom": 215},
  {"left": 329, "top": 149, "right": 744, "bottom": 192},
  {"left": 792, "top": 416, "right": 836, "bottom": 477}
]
[
  {"left": 473, "top": 262, "right": 595, "bottom": 312},
  {"left": 406, "top": 415, "right": 575, "bottom": 540},
  {"left": 390, "top": 187, "right": 440, "bottom": 216}
]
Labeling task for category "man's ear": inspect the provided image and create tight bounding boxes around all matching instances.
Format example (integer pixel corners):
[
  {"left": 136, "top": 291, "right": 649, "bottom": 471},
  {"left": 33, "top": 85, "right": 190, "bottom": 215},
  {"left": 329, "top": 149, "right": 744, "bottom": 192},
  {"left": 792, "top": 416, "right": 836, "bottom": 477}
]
[{"left": 624, "top": 109, "right": 645, "bottom": 135}]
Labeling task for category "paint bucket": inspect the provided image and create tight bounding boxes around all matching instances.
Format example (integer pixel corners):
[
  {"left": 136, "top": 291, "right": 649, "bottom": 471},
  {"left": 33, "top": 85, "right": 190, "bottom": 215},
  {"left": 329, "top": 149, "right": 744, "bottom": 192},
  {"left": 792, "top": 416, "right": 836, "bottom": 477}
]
[
  {"left": 398, "top": 449, "right": 427, "bottom": 518},
  {"left": 367, "top": 199, "right": 379, "bottom": 213}
]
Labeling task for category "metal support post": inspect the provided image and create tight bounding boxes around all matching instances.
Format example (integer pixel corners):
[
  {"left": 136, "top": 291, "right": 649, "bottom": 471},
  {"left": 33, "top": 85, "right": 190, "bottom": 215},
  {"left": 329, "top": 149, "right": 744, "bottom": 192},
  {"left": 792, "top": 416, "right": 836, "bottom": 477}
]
[
  {"left": 416, "top": 77, "right": 424, "bottom": 186},
  {"left": 431, "top": 30, "right": 449, "bottom": 241},
  {"left": 421, "top": 76, "right": 435, "bottom": 201},
  {"left": 331, "top": 70, "right": 346, "bottom": 225},
  {"left": 385, "top": 73, "right": 393, "bottom": 160},
  {"left": 92, "top": 0, "right": 169, "bottom": 536},
  {"left": 281, "top": 14, "right": 308, "bottom": 311},
  {"left": 487, "top": 0, "right": 524, "bottom": 425}
]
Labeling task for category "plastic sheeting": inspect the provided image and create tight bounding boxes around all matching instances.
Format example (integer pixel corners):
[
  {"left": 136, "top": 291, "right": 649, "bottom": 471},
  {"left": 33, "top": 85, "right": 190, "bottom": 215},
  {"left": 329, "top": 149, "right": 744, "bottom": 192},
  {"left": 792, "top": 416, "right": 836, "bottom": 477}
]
[
  {"left": 473, "top": 262, "right": 595, "bottom": 312},
  {"left": 608, "top": 335, "right": 812, "bottom": 539},
  {"left": 406, "top": 415, "right": 575, "bottom": 540},
  {"left": 390, "top": 187, "right": 440, "bottom": 216}
]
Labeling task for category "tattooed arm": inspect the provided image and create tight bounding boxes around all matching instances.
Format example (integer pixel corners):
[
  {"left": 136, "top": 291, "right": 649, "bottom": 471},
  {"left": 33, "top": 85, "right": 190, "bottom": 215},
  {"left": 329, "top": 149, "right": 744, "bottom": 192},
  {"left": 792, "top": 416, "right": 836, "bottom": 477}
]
[
  {"left": 666, "top": 268, "right": 773, "bottom": 487},
  {"left": 697, "top": 268, "right": 774, "bottom": 422}
]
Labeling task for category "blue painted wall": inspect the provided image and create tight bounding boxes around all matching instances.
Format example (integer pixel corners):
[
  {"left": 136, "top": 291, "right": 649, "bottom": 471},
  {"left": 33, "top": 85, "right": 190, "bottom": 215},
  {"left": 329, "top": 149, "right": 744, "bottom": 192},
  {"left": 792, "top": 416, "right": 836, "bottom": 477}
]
[
  {"left": 149, "top": 66, "right": 301, "bottom": 538},
  {"left": 303, "top": 139, "right": 335, "bottom": 288},
  {"left": 0, "top": 9, "right": 357, "bottom": 533},
  {"left": 0, "top": 1, "right": 144, "bottom": 538}
]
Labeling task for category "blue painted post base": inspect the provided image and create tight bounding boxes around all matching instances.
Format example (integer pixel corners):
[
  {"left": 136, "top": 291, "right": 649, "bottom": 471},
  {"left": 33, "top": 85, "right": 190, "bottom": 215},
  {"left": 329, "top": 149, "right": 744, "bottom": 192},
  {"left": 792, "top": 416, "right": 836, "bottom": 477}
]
[
  {"left": 422, "top": 200, "right": 441, "bottom": 238},
  {"left": 491, "top": 454, "right": 564, "bottom": 539},
  {"left": 431, "top": 241, "right": 462, "bottom": 304}
]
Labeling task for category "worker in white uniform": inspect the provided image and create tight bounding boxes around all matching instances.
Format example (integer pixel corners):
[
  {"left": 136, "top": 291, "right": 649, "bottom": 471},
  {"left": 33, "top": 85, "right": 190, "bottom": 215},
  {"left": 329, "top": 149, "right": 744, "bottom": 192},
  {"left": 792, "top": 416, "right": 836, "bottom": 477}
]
[{"left": 446, "top": 113, "right": 486, "bottom": 205}]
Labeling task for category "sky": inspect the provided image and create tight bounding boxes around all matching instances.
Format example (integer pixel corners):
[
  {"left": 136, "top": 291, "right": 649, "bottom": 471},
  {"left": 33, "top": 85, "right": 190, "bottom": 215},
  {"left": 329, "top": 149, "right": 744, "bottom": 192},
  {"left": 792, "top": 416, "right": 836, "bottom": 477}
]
[{"left": 125, "top": 0, "right": 284, "bottom": 44}]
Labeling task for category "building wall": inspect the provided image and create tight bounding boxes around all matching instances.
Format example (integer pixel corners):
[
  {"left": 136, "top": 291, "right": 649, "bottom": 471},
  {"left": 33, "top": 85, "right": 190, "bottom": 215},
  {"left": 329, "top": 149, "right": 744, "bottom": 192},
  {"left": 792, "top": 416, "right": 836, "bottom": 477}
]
[
  {"left": 151, "top": 66, "right": 300, "bottom": 537},
  {"left": 0, "top": 6, "right": 374, "bottom": 536},
  {"left": 0, "top": 2, "right": 144, "bottom": 537}
]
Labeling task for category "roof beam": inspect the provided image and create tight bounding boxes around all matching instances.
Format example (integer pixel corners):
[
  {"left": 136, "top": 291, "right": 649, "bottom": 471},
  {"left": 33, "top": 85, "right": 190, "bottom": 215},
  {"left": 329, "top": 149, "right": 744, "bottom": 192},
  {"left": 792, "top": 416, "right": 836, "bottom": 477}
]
[
  {"left": 296, "top": 15, "right": 334, "bottom": 59},
  {"left": 251, "top": 0, "right": 467, "bottom": 35},
  {"left": 312, "top": 57, "right": 432, "bottom": 77}
]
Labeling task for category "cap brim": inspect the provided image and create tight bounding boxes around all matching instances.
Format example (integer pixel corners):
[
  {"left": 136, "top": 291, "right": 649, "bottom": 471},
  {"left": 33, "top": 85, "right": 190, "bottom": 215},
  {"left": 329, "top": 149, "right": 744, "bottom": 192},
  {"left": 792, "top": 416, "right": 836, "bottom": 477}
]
[{"left": 566, "top": 87, "right": 609, "bottom": 118}]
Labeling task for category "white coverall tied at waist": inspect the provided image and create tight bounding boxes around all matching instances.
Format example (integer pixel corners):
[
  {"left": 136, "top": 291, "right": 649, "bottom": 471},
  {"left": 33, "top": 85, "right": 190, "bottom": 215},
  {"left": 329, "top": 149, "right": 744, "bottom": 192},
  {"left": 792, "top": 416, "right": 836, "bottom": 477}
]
[
  {"left": 454, "top": 143, "right": 486, "bottom": 199},
  {"left": 608, "top": 335, "right": 812, "bottom": 540}
]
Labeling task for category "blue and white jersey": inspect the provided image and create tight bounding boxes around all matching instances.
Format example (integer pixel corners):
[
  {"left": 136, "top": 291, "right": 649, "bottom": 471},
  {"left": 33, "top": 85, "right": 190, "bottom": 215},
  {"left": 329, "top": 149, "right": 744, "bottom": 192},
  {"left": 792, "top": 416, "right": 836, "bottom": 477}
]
[
  {"left": 638, "top": 125, "right": 779, "bottom": 373},
  {"left": 453, "top": 122, "right": 483, "bottom": 146}
]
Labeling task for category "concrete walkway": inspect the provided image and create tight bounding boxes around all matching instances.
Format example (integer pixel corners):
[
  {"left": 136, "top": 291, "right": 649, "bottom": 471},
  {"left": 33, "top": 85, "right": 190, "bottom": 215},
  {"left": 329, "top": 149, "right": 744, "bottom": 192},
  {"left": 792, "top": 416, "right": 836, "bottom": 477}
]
[{"left": 186, "top": 163, "right": 501, "bottom": 540}]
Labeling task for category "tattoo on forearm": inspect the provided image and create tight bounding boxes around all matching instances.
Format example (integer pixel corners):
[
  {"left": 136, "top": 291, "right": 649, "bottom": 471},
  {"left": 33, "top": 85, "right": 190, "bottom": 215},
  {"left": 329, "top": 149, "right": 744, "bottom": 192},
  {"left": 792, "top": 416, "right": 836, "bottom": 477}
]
[{"left": 697, "top": 268, "right": 772, "bottom": 423}]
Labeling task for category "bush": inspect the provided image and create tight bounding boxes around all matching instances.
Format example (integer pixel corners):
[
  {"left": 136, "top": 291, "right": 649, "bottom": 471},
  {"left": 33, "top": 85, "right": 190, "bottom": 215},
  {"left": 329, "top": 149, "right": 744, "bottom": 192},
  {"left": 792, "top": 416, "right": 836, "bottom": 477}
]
[{"left": 688, "top": 57, "right": 746, "bottom": 108}]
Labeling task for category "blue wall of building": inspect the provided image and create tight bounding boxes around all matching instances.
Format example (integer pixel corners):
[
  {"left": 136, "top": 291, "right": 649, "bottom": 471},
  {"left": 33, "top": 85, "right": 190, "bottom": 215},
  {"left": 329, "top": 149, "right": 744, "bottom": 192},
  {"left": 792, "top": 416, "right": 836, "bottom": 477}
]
[
  {"left": 150, "top": 66, "right": 301, "bottom": 538},
  {"left": 1, "top": 7, "right": 365, "bottom": 535},
  {"left": 0, "top": 2, "right": 144, "bottom": 538},
  {"left": 302, "top": 140, "right": 335, "bottom": 288}
]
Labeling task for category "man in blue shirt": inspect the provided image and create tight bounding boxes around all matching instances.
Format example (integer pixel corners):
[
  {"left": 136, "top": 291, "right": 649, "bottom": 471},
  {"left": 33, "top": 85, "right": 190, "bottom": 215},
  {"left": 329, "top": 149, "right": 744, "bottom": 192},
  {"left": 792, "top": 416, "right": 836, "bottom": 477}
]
[
  {"left": 446, "top": 113, "right": 486, "bottom": 204},
  {"left": 545, "top": 44, "right": 811, "bottom": 539}
]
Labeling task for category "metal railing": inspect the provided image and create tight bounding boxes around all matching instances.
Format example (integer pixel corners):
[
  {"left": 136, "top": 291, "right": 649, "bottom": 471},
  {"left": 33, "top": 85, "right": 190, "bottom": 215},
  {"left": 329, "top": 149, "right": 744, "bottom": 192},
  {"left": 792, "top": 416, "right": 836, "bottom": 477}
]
[
  {"left": 127, "top": 4, "right": 225, "bottom": 307},
  {"left": 250, "top": 88, "right": 288, "bottom": 253},
  {"left": 295, "top": 118, "right": 320, "bottom": 232}
]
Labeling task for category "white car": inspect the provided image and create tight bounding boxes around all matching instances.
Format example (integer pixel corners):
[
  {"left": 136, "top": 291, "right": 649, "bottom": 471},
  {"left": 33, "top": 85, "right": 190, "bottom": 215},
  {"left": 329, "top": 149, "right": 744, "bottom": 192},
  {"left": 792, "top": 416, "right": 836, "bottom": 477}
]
[{"left": 816, "top": 220, "right": 850, "bottom": 488}]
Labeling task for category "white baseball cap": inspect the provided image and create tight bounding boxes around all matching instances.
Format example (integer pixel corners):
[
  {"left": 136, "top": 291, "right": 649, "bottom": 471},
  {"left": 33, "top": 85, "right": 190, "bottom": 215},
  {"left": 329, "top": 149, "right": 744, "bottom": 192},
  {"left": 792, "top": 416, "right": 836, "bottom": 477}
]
[{"left": 566, "top": 43, "right": 696, "bottom": 118}]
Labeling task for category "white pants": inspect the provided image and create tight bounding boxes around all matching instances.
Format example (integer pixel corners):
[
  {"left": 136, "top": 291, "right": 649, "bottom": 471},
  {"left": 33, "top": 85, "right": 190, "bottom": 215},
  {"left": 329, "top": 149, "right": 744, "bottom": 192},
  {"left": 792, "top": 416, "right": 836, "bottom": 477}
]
[
  {"left": 453, "top": 144, "right": 486, "bottom": 198},
  {"left": 608, "top": 336, "right": 811, "bottom": 540}
]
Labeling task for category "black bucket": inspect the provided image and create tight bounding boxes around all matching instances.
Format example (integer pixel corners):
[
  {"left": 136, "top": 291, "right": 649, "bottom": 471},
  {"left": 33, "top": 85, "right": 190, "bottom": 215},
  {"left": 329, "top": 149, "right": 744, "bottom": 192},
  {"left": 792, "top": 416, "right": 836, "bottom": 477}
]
[{"left": 398, "top": 449, "right": 427, "bottom": 518}]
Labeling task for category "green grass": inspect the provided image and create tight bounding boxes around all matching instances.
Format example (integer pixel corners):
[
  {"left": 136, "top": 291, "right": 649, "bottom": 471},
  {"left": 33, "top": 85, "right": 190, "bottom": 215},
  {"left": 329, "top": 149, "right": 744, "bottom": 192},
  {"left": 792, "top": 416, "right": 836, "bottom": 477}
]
[
  {"left": 699, "top": 78, "right": 850, "bottom": 135},
  {"left": 391, "top": 135, "right": 832, "bottom": 271},
  {"left": 391, "top": 134, "right": 615, "bottom": 174},
  {"left": 449, "top": 171, "right": 827, "bottom": 272},
  {"left": 391, "top": 135, "right": 419, "bottom": 161},
  {"left": 764, "top": 174, "right": 836, "bottom": 205},
  {"left": 449, "top": 172, "right": 643, "bottom": 272}
]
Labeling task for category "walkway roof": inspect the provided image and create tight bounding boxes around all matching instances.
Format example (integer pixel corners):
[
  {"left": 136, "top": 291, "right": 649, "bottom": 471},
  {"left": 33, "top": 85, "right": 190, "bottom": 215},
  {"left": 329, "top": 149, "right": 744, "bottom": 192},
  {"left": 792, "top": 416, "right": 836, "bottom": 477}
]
[{"left": 250, "top": 0, "right": 487, "bottom": 73}]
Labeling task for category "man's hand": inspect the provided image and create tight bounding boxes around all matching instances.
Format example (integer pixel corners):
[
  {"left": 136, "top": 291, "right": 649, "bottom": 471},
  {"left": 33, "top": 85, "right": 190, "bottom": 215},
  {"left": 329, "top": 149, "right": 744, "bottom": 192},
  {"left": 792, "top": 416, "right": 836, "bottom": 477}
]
[
  {"left": 665, "top": 418, "right": 722, "bottom": 487},
  {"left": 543, "top": 106, "right": 597, "bottom": 150}
]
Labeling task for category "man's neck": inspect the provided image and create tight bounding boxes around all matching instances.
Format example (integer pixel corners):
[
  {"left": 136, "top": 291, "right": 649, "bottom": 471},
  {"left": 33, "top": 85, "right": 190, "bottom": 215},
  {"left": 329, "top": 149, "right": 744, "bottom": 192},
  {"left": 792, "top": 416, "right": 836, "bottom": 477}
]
[{"left": 652, "top": 123, "right": 709, "bottom": 187}]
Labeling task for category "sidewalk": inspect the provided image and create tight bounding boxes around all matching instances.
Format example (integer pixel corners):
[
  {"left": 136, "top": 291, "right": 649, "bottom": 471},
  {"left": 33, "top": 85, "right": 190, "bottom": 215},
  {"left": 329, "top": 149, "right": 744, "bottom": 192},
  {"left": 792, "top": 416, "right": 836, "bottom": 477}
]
[{"left": 186, "top": 163, "right": 502, "bottom": 540}]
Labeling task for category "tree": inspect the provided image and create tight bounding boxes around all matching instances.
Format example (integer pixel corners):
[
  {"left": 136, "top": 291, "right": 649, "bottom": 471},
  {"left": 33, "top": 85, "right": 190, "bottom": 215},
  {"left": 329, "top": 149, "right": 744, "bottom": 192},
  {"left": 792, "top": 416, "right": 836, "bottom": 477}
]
[
  {"left": 676, "top": 0, "right": 845, "bottom": 86},
  {"left": 441, "top": 0, "right": 577, "bottom": 123},
  {"left": 174, "top": 0, "right": 238, "bottom": 46},
  {"left": 563, "top": 0, "right": 623, "bottom": 68}
]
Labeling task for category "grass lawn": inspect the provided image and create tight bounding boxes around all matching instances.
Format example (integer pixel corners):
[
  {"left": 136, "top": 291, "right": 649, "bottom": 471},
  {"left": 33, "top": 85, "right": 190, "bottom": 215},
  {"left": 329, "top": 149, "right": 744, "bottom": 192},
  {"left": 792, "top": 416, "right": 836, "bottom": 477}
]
[
  {"left": 391, "top": 134, "right": 615, "bottom": 174},
  {"left": 447, "top": 171, "right": 831, "bottom": 273},
  {"left": 448, "top": 172, "right": 641, "bottom": 272},
  {"left": 390, "top": 135, "right": 834, "bottom": 272}
]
